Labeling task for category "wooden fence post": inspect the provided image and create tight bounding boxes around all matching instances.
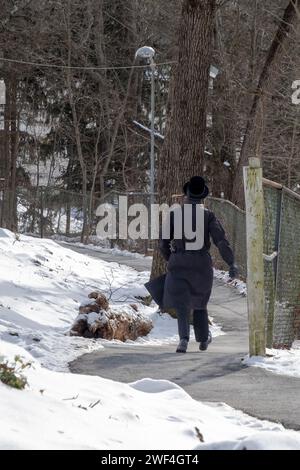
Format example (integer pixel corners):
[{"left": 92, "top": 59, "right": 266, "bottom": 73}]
[{"left": 243, "top": 157, "right": 266, "bottom": 357}]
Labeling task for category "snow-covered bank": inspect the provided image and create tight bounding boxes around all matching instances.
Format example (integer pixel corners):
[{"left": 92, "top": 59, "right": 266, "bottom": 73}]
[
  {"left": 213, "top": 268, "right": 247, "bottom": 296},
  {"left": 244, "top": 343, "right": 300, "bottom": 379},
  {"left": 0, "top": 230, "right": 155, "bottom": 370},
  {"left": 214, "top": 270, "right": 300, "bottom": 380},
  {"left": 55, "top": 236, "right": 247, "bottom": 295},
  {"left": 0, "top": 230, "right": 223, "bottom": 370},
  {"left": 52, "top": 235, "right": 151, "bottom": 260},
  {"left": 1, "top": 340, "right": 300, "bottom": 450}
]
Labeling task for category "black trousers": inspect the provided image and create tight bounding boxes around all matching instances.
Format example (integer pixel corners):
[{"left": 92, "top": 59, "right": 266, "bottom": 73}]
[{"left": 176, "top": 308, "right": 209, "bottom": 342}]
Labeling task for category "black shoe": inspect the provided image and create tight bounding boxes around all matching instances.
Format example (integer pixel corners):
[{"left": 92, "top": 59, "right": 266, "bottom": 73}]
[
  {"left": 199, "top": 331, "right": 212, "bottom": 351},
  {"left": 176, "top": 339, "right": 188, "bottom": 353}
]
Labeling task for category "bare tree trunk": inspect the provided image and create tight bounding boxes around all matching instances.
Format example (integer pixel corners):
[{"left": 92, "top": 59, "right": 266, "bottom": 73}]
[
  {"left": 92, "top": 0, "right": 109, "bottom": 199},
  {"left": 1, "top": 76, "right": 18, "bottom": 231},
  {"left": 86, "top": 121, "right": 102, "bottom": 244},
  {"left": 210, "top": 10, "right": 236, "bottom": 198},
  {"left": 101, "top": 66, "right": 135, "bottom": 186},
  {"left": 65, "top": 201, "right": 71, "bottom": 236},
  {"left": 8, "top": 79, "right": 18, "bottom": 231},
  {"left": 151, "top": 0, "right": 216, "bottom": 278},
  {"left": 66, "top": 0, "right": 88, "bottom": 243},
  {"left": 211, "top": 71, "right": 236, "bottom": 198},
  {"left": 231, "top": 0, "right": 299, "bottom": 208},
  {"left": 288, "top": 110, "right": 299, "bottom": 188},
  {"left": 1, "top": 77, "right": 11, "bottom": 229}
]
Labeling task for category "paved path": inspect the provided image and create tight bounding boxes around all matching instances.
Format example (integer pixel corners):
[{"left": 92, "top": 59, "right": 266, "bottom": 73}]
[
  {"left": 58, "top": 242, "right": 152, "bottom": 272},
  {"left": 63, "top": 243, "right": 300, "bottom": 431}
]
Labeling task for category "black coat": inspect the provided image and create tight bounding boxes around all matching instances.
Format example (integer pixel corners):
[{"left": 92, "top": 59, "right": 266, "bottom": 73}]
[{"left": 157, "top": 202, "right": 234, "bottom": 311}]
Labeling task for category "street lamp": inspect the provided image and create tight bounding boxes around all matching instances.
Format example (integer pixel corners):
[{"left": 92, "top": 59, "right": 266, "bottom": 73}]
[
  {"left": 209, "top": 65, "right": 219, "bottom": 80},
  {"left": 135, "top": 46, "right": 156, "bottom": 206},
  {"left": 0, "top": 80, "right": 5, "bottom": 131}
]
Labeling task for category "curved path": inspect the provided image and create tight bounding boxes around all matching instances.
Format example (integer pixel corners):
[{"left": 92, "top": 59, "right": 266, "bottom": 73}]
[{"left": 64, "top": 243, "right": 300, "bottom": 431}]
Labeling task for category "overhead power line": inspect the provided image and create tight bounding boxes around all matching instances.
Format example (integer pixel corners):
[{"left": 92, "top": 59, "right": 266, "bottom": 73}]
[{"left": 0, "top": 57, "right": 176, "bottom": 71}]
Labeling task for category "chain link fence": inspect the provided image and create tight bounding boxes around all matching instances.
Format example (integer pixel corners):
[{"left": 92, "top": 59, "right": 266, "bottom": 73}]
[{"left": 207, "top": 181, "right": 300, "bottom": 349}]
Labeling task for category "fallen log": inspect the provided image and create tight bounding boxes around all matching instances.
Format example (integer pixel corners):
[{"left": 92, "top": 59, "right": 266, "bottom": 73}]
[{"left": 70, "top": 292, "right": 153, "bottom": 341}]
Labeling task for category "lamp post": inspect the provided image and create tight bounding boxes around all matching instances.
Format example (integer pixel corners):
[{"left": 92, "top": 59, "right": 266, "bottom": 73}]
[
  {"left": 135, "top": 46, "right": 156, "bottom": 206},
  {"left": 209, "top": 65, "right": 219, "bottom": 80},
  {"left": 0, "top": 79, "right": 5, "bottom": 130}
]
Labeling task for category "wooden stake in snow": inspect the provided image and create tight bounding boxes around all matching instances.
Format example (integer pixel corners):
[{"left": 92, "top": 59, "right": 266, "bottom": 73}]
[{"left": 243, "top": 157, "right": 266, "bottom": 357}]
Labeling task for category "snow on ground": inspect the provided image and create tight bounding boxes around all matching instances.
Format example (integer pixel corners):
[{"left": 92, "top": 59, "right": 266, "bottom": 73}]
[
  {"left": 137, "top": 310, "right": 224, "bottom": 346},
  {"left": 53, "top": 237, "right": 246, "bottom": 295},
  {"left": 213, "top": 268, "right": 247, "bottom": 296},
  {"left": 0, "top": 229, "right": 153, "bottom": 370},
  {"left": 1, "top": 228, "right": 300, "bottom": 449},
  {"left": 53, "top": 235, "right": 152, "bottom": 259},
  {"left": 1, "top": 340, "right": 300, "bottom": 450},
  {"left": 244, "top": 342, "right": 300, "bottom": 379},
  {"left": 214, "top": 270, "right": 300, "bottom": 380},
  {"left": 0, "top": 229, "right": 223, "bottom": 370}
]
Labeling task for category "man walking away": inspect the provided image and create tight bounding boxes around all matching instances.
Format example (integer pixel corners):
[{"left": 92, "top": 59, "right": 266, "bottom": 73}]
[{"left": 159, "top": 176, "right": 238, "bottom": 353}]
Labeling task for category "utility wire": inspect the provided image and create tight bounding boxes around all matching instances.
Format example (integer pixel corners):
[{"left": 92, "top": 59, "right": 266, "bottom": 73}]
[{"left": 0, "top": 57, "right": 176, "bottom": 70}]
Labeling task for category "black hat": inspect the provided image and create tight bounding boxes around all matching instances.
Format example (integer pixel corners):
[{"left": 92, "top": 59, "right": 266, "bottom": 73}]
[{"left": 183, "top": 176, "right": 209, "bottom": 200}]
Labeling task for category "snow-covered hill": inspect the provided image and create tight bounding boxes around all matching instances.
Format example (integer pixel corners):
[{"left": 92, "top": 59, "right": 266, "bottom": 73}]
[
  {"left": 0, "top": 229, "right": 150, "bottom": 370},
  {"left": 0, "top": 229, "right": 223, "bottom": 370}
]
